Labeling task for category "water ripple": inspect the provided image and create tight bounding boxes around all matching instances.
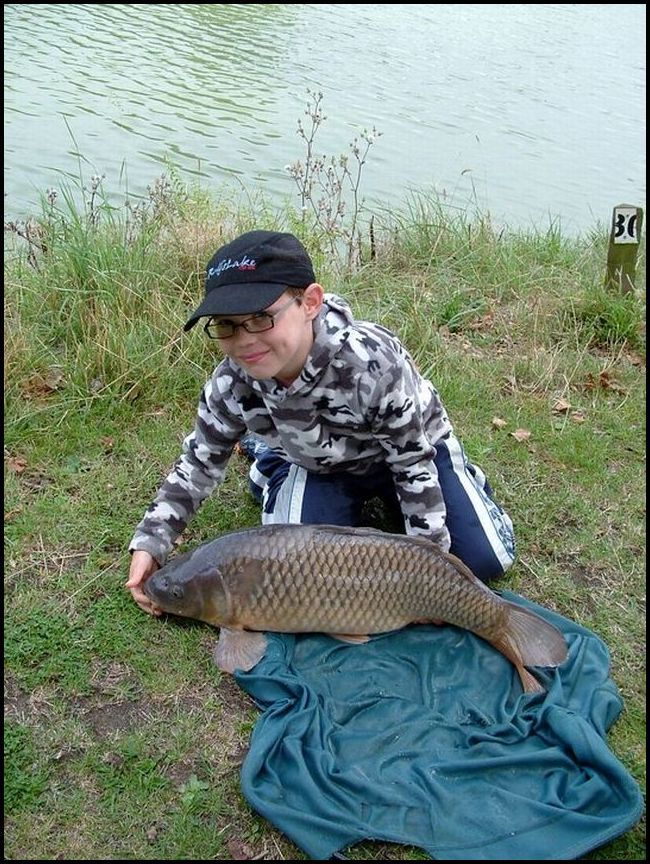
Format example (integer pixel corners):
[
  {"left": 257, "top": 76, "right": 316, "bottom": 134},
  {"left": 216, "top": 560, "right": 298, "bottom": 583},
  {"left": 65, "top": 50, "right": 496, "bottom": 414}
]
[{"left": 4, "top": 3, "right": 646, "bottom": 233}]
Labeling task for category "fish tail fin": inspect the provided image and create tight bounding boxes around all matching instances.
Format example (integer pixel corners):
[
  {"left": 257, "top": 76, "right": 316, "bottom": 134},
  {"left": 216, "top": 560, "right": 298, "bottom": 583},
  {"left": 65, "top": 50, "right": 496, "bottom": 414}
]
[
  {"left": 490, "top": 602, "right": 568, "bottom": 693},
  {"left": 515, "top": 666, "right": 546, "bottom": 694}
]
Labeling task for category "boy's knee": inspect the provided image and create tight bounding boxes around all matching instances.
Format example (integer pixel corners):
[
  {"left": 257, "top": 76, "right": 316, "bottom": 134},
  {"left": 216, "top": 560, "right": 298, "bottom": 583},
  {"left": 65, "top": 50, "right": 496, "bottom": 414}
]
[{"left": 454, "top": 546, "right": 515, "bottom": 584}]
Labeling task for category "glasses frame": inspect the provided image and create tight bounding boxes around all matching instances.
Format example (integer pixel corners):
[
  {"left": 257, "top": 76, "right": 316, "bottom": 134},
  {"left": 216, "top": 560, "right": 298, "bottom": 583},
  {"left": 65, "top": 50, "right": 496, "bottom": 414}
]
[{"left": 203, "top": 295, "right": 299, "bottom": 340}]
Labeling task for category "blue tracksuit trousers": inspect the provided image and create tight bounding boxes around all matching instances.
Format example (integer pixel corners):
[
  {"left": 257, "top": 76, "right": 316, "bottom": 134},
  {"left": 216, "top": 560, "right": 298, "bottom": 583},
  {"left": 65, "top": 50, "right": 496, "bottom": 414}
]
[{"left": 246, "top": 433, "right": 515, "bottom": 583}]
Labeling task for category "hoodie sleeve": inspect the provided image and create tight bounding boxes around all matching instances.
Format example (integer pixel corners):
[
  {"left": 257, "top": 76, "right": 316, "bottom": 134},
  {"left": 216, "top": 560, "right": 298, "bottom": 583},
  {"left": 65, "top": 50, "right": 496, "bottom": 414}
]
[
  {"left": 129, "top": 373, "right": 246, "bottom": 564},
  {"left": 364, "top": 339, "right": 452, "bottom": 551}
]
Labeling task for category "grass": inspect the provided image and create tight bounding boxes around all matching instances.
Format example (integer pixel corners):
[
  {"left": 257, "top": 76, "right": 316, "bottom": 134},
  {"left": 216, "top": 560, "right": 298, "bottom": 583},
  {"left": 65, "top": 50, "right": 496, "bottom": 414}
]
[{"left": 4, "top": 176, "right": 646, "bottom": 860}]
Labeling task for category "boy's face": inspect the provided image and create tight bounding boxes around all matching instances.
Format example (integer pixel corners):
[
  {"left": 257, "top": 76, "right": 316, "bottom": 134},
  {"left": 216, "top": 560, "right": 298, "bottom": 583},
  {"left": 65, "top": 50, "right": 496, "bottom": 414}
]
[{"left": 212, "top": 284, "right": 323, "bottom": 384}]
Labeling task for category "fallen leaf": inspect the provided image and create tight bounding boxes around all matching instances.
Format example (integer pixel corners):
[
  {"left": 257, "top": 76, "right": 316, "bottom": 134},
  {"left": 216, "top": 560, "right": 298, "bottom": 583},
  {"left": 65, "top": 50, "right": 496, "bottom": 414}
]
[
  {"left": 570, "top": 411, "right": 586, "bottom": 423},
  {"left": 583, "top": 371, "right": 627, "bottom": 394},
  {"left": 492, "top": 417, "right": 508, "bottom": 429},
  {"left": 510, "top": 428, "right": 532, "bottom": 442},
  {"left": 552, "top": 397, "right": 571, "bottom": 414},
  {"left": 23, "top": 368, "right": 65, "bottom": 398},
  {"left": 7, "top": 455, "right": 28, "bottom": 473}
]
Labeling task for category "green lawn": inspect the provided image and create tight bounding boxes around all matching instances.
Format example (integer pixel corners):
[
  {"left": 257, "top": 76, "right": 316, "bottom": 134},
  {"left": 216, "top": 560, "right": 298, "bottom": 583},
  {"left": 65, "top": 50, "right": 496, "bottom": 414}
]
[{"left": 4, "top": 177, "right": 645, "bottom": 860}]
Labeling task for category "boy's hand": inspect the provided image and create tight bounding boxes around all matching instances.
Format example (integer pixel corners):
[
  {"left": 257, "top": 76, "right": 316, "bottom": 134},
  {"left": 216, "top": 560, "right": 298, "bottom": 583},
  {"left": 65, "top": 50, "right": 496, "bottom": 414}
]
[{"left": 126, "top": 550, "right": 163, "bottom": 616}]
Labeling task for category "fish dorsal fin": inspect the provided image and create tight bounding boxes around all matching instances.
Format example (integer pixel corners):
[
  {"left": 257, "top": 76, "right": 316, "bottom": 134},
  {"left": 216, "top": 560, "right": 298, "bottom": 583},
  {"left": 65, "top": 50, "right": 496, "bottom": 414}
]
[{"left": 309, "top": 524, "right": 387, "bottom": 538}]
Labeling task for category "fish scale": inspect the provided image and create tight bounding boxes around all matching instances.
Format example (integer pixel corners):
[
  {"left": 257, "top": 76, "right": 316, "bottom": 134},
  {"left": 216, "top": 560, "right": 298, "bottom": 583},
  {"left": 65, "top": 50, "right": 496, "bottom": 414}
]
[
  {"left": 144, "top": 523, "right": 568, "bottom": 691},
  {"left": 238, "top": 531, "right": 497, "bottom": 634}
]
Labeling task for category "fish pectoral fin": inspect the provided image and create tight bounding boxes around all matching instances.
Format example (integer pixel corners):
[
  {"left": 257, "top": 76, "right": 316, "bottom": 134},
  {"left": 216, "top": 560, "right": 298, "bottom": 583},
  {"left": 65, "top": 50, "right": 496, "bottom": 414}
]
[
  {"left": 329, "top": 633, "right": 370, "bottom": 644},
  {"left": 213, "top": 627, "right": 268, "bottom": 674}
]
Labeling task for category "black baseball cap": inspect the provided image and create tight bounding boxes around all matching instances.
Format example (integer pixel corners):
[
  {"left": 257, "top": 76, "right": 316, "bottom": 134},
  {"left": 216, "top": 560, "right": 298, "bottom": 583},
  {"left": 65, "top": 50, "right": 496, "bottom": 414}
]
[{"left": 183, "top": 230, "right": 316, "bottom": 331}]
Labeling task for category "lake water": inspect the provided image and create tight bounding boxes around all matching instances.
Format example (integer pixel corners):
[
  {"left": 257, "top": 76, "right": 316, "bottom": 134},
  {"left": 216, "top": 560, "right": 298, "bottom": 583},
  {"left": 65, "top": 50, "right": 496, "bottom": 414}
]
[{"left": 4, "top": 3, "right": 646, "bottom": 235}]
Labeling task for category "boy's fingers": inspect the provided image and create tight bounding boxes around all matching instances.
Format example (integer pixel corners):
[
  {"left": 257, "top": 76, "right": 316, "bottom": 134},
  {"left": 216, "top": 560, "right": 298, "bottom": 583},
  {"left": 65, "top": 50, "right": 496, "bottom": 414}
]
[{"left": 127, "top": 581, "right": 163, "bottom": 616}]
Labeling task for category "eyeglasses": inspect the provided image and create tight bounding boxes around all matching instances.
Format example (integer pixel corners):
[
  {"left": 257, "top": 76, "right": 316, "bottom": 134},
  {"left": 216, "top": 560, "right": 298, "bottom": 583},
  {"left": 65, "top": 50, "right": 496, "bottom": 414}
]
[{"left": 203, "top": 296, "right": 299, "bottom": 340}]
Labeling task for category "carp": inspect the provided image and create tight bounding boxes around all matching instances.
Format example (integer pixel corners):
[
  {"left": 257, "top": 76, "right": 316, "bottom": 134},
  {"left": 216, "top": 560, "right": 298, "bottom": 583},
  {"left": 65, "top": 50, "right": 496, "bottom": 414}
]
[{"left": 143, "top": 524, "right": 567, "bottom": 692}]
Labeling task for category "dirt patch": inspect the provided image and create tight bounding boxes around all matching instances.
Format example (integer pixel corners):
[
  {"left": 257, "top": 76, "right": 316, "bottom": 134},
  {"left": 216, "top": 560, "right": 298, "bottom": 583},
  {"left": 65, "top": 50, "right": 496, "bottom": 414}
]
[
  {"left": 81, "top": 699, "right": 146, "bottom": 737},
  {"left": 553, "top": 554, "right": 611, "bottom": 599},
  {"left": 5, "top": 665, "right": 257, "bottom": 746},
  {"left": 4, "top": 674, "right": 58, "bottom": 725}
]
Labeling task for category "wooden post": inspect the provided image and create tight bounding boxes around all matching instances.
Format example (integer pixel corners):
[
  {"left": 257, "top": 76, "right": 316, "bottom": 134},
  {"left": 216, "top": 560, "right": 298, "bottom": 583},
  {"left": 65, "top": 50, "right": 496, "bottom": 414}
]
[{"left": 605, "top": 204, "right": 644, "bottom": 293}]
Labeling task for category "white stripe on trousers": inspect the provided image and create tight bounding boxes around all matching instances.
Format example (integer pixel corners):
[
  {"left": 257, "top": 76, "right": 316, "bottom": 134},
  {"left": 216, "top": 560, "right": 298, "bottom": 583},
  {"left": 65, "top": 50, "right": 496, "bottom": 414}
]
[
  {"left": 442, "top": 435, "right": 515, "bottom": 571},
  {"left": 261, "top": 463, "right": 308, "bottom": 525}
]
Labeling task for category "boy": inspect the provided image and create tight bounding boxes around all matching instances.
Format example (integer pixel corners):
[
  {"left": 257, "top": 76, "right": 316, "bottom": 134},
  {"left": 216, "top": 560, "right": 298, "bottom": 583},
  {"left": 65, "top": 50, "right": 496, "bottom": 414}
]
[{"left": 127, "top": 230, "right": 515, "bottom": 615}]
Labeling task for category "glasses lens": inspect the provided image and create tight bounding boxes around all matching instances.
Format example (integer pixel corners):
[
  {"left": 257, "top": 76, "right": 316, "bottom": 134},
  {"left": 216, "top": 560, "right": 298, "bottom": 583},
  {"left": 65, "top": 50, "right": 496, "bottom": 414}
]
[
  {"left": 204, "top": 313, "right": 275, "bottom": 339},
  {"left": 204, "top": 320, "right": 230, "bottom": 339},
  {"left": 244, "top": 313, "right": 274, "bottom": 333}
]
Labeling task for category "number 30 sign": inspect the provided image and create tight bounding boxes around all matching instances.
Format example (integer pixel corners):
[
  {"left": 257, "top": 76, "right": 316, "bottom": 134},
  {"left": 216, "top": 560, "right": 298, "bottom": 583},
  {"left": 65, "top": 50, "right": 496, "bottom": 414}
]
[
  {"left": 613, "top": 206, "right": 641, "bottom": 244},
  {"left": 606, "top": 204, "right": 644, "bottom": 292}
]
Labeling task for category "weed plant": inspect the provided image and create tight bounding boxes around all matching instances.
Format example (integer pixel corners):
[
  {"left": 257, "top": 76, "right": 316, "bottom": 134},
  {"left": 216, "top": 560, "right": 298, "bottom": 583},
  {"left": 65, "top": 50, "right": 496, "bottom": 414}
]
[
  {"left": 286, "top": 88, "right": 382, "bottom": 270},
  {"left": 4, "top": 165, "right": 645, "bottom": 859}
]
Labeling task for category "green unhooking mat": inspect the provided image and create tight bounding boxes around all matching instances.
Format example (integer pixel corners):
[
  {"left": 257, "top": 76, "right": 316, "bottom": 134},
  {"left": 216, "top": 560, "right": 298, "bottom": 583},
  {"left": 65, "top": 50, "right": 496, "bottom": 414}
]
[{"left": 234, "top": 591, "right": 643, "bottom": 860}]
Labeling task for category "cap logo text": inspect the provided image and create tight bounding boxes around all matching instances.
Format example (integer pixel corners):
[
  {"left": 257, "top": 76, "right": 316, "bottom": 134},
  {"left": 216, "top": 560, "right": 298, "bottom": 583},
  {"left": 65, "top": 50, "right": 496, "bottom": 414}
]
[{"left": 208, "top": 256, "right": 257, "bottom": 279}]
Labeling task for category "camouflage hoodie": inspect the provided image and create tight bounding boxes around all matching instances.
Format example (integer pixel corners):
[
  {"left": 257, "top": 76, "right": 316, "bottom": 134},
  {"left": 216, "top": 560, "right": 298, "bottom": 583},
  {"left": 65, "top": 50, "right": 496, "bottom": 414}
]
[{"left": 130, "top": 294, "right": 453, "bottom": 564}]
